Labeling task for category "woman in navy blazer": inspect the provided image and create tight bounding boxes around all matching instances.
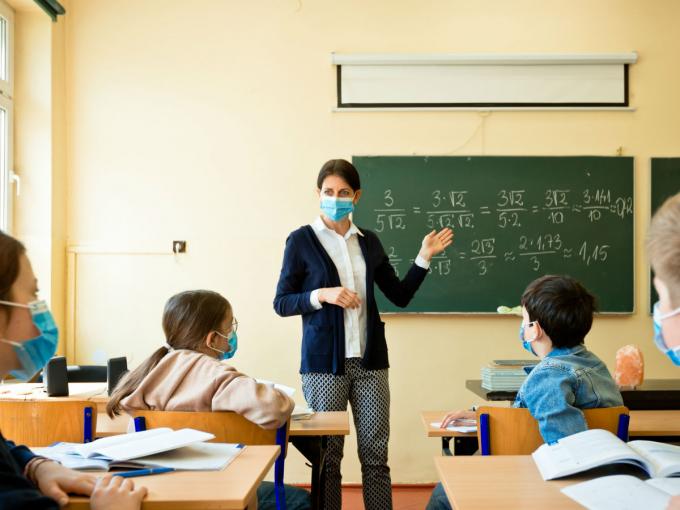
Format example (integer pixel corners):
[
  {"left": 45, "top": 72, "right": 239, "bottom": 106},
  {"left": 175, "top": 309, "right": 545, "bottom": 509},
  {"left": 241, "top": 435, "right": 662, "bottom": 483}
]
[{"left": 274, "top": 159, "right": 452, "bottom": 510}]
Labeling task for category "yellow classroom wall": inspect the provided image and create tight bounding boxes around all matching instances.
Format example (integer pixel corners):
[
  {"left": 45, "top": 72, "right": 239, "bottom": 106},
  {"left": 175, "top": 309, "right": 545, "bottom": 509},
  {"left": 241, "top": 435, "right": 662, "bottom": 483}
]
[{"left": 12, "top": 0, "right": 680, "bottom": 483}]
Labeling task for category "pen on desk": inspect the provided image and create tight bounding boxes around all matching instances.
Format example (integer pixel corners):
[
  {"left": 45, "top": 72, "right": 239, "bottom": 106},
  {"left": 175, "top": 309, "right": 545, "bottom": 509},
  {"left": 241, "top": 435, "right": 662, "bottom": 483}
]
[{"left": 113, "top": 467, "right": 175, "bottom": 478}]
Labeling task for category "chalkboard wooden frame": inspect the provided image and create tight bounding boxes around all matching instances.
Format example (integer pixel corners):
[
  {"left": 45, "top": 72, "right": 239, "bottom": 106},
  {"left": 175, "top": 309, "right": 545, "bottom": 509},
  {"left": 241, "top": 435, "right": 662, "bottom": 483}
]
[{"left": 353, "top": 156, "right": 635, "bottom": 314}]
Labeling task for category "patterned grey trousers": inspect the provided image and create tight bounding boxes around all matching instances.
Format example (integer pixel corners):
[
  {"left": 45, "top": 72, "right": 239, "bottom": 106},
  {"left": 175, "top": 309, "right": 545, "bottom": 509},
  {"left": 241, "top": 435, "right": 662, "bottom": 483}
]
[{"left": 302, "top": 357, "right": 391, "bottom": 510}]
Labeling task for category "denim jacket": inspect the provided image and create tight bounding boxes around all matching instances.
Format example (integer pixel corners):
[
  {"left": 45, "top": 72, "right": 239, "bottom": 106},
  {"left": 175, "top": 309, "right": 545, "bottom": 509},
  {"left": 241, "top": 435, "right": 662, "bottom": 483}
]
[{"left": 513, "top": 344, "right": 623, "bottom": 444}]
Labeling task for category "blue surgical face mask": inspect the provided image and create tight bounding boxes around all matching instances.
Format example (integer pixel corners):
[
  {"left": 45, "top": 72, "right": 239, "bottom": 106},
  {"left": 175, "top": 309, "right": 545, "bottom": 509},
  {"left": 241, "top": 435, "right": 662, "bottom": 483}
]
[
  {"left": 211, "top": 330, "right": 238, "bottom": 360},
  {"left": 653, "top": 302, "right": 680, "bottom": 366},
  {"left": 320, "top": 197, "right": 354, "bottom": 222},
  {"left": 0, "top": 300, "right": 59, "bottom": 381},
  {"left": 519, "top": 322, "right": 537, "bottom": 356}
]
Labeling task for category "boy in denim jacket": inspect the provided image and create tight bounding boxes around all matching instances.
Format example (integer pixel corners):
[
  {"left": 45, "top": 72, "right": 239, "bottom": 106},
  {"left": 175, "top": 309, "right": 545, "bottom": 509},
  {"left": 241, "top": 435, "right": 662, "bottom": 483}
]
[
  {"left": 513, "top": 274, "right": 623, "bottom": 443},
  {"left": 427, "top": 275, "right": 622, "bottom": 510}
]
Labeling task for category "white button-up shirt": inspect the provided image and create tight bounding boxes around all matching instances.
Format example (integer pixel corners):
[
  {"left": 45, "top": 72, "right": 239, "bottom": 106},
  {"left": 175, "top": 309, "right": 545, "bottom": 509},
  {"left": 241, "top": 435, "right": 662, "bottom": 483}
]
[
  {"left": 309, "top": 216, "right": 430, "bottom": 358},
  {"left": 310, "top": 217, "right": 368, "bottom": 358}
]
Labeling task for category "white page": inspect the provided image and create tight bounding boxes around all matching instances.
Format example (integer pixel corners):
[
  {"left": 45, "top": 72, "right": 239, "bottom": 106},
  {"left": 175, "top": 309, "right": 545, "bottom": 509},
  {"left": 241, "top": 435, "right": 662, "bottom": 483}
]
[
  {"left": 292, "top": 405, "right": 314, "bottom": 420},
  {"left": 131, "top": 442, "right": 244, "bottom": 471},
  {"left": 430, "top": 422, "right": 477, "bottom": 433},
  {"left": 532, "top": 429, "right": 649, "bottom": 480},
  {"left": 628, "top": 441, "right": 680, "bottom": 477},
  {"left": 255, "top": 379, "right": 296, "bottom": 397},
  {"left": 30, "top": 447, "right": 111, "bottom": 470},
  {"left": 647, "top": 478, "right": 680, "bottom": 496},
  {"left": 67, "top": 383, "right": 107, "bottom": 398},
  {"left": 65, "top": 428, "right": 173, "bottom": 458},
  {"left": 561, "top": 475, "right": 670, "bottom": 510},
  {"left": 96, "top": 428, "right": 215, "bottom": 461}
]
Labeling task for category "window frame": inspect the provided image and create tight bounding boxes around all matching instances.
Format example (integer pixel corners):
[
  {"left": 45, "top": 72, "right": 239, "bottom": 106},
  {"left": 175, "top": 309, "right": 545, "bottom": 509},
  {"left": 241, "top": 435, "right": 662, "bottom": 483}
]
[{"left": 0, "top": 0, "right": 13, "bottom": 233}]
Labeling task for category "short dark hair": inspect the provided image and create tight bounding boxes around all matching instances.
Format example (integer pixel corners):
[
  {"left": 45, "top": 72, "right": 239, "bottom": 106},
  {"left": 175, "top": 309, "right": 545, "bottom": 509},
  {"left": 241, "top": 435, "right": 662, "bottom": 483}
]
[
  {"left": 317, "top": 159, "right": 361, "bottom": 192},
  {"left": 521, "top": 275, "right": 597, "bottom": 348}
]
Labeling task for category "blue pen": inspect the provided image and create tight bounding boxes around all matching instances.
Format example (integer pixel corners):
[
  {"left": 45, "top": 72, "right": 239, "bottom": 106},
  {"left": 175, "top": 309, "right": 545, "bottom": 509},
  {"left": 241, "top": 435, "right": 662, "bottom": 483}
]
[{"left": 113, "top": 467, "right": 175, "bottom": 478}]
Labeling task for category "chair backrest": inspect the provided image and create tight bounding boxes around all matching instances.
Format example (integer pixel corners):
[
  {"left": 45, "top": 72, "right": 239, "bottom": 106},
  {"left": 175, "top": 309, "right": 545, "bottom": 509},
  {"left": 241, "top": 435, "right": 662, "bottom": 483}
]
[
  {"left": 476, "top": 405, "right": 630, "bottom": 455},
  {"left": 0, "top": 400, "right": 96, "bottom": 446},
  {"left": 130, "top": 410, "right": 290, "bottom": 455}
]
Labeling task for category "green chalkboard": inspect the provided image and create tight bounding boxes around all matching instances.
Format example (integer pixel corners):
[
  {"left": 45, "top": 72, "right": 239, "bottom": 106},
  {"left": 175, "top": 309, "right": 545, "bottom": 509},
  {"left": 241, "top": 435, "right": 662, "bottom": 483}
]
[
  {"left": 650, "top": 158, "right": 680, "bottom": 312},
  {"left": 352, "top": 156, "right": 634, "bottom": 313}
]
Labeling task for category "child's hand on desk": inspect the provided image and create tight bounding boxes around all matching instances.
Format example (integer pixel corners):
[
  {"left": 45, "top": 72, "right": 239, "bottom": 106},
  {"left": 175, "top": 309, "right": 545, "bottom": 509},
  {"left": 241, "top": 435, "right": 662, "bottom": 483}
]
[
  {"left": 667, "top": 496, "right": 680, "bottom": 510},
  {"left": 32, "top": 460, "right": 96, "bottom": 507},
  {"left": 440, "top": 410, "right": 475, "bottom": 429},
  {"left": 90, "top": 474, "right": 147, "bottom": 510}
]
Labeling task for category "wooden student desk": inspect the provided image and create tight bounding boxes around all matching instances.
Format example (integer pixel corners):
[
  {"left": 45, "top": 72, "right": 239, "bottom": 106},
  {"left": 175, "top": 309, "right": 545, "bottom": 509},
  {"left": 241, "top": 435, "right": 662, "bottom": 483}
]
[
  {"left": 0, "top": 382, "right": 108, "bottom": 408},
  {"left": 434, "top": 455, "right": 587, "bottom": 510},
  {"left": 64, "top": 444, "right": 280, "bottom": 510},
  {"left": 98, "top": 411, "right": 350, "bottom": 510},
  {"left": 1, "top": 383, "right": 350, "bottom": 510},
  {"left": 422, "top": 410, "right": 680, "bottom": 456}
]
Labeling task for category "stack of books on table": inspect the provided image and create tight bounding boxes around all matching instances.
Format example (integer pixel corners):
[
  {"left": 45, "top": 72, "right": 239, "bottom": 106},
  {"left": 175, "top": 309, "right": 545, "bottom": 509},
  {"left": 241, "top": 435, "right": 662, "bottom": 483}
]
[{"left": 481, "top": 360, "right": 538, "bottom": 391}]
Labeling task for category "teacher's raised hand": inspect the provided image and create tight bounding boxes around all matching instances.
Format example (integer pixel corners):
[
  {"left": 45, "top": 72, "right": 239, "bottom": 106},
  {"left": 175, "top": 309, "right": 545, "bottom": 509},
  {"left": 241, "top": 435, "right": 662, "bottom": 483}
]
[{"left": 418, "top": 228, "right": 454, "bottom": 262}]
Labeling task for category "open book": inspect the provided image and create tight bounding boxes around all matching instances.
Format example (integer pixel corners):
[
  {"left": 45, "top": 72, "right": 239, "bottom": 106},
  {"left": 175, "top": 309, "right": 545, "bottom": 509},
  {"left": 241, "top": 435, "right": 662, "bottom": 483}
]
[
  {"left": 561, "top": 475, "right": 680, "bottom": 510},
  {"left": 30, "top": 428, "right": 238, "bottom": 471},
  {"left": 532, "top": 428, "right": 680, "bottom": 480}
]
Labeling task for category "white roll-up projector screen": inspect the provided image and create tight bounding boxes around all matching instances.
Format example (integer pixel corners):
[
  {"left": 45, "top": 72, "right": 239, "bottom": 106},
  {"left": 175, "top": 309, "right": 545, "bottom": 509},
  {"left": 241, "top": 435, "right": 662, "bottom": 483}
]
[{"left": 333, "top": 53, "right": 637, "bottom": 108}]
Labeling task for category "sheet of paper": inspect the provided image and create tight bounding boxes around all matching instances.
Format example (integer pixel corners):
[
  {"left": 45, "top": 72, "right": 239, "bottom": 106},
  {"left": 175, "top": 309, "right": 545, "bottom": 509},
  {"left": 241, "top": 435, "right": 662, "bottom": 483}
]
[
  {"left": 132, "top": 442, "right": 244, "bottom": 471},
  {"left": 430, "top": 422, "right": 477, "bottom": 433},
  {"left": 256, "top": 379, "right": 295, "bottom": 397},
  {"left": 561, "top": 475, "right": 670, "bottom": 510},
  {"left": 292, "top": 405, "right": 314, "bottom": 420},
  {"left": 647, "top": 478, "right": 680, "bottom": 496}
]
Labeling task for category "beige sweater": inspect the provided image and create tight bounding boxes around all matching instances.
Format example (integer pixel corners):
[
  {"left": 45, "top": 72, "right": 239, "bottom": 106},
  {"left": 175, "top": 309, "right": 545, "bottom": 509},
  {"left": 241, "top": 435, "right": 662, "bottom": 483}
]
[{"left": 120, "top": 349, "right": 294, "bottom": 429}]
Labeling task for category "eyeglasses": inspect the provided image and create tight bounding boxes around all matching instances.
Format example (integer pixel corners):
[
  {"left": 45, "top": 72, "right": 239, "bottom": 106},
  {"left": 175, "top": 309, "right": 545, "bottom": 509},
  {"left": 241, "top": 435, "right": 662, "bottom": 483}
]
[{"left": 230, "top": 319, "right": 238, "bottom": 334}]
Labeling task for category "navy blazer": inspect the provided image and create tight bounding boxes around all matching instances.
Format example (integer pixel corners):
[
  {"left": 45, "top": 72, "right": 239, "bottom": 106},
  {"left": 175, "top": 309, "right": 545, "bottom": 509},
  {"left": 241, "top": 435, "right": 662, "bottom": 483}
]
[{"left": 274, "top": 225, "right": 427, "bottom": 375}]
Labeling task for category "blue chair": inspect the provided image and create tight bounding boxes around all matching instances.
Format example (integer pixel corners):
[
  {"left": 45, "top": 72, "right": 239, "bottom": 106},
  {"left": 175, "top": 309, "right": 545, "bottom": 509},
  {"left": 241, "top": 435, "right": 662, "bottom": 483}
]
[{"left": 477, "top": 405, "right": 630, "bottom": 455}]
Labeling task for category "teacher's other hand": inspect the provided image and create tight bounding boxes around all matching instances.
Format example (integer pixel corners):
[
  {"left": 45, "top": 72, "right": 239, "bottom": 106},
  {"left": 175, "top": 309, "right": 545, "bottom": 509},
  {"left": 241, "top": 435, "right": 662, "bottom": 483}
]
[
  {"left": 319, "top": 287, "right": 362, "bottom": 309},
  {"left": 418, "top": 228, "right": 454, "bottom": 262}
]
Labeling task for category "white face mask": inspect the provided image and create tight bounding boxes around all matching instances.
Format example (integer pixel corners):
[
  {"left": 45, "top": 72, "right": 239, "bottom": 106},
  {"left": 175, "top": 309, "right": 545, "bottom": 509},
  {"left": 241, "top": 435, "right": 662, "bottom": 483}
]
[{"left": 653, "top": 302, "right": 680, "bottom": 366}]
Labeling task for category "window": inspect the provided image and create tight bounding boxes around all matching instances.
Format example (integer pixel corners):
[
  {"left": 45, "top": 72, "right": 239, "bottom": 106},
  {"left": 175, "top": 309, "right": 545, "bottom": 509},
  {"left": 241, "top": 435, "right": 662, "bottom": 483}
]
[{"left": 0, "top": 0, "right": 12, "bottom": 232}]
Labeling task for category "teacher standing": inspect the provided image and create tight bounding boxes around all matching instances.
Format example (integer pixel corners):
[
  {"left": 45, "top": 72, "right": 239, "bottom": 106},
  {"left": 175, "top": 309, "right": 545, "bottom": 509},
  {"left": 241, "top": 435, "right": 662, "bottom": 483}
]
[{"left": 274, "top": 159, "right": 453, "bottom": 510}]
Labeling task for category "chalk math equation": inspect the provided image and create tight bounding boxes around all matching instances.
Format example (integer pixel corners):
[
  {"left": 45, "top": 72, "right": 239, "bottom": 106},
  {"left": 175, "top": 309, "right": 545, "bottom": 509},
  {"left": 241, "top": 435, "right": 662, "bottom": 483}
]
[{"left": 375, "top": 187, "right": 633, "bottom": 278}]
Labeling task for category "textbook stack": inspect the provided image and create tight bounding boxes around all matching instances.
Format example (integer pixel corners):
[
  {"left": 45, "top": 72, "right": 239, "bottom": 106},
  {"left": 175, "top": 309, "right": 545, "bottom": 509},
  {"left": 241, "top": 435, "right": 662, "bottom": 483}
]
[{"left": 480, "top": 360, "right": 537, "bottom": 391}]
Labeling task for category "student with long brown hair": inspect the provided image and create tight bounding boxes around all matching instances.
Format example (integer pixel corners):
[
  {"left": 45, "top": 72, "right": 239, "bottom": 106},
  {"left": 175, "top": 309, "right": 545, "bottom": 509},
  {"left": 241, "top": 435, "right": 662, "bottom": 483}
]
[
  {"left": 107, "top": 290, "right": 310, "bottom": 510},
  {"left": 0, "top": 231, "right": 147, "bottom": 510},
  {"left": 107, "top": 289, "right": 293, "bottom": 427}
]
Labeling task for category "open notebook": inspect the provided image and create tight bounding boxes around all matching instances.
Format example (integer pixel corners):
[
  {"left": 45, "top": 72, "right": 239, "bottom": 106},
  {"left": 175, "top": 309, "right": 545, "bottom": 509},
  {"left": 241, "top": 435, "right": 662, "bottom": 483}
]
[
  {"left": 31, "top": 428, "right": 242, "bottom": 471},
  {"left": 532, "top": 428, "right": 680, "bottom": 480}
]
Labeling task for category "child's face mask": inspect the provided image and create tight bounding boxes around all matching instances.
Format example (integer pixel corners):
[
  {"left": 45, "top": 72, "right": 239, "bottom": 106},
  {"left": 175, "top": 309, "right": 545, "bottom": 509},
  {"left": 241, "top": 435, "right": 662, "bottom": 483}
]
[
  {"left": 653, "top": 302, "right": 680, "bottom": 366},
  {"left": 519, "top": 322, "right": 538, "bottom": 356},
  {"left": 0, "top": 300, "right": 58, "bottom": 381},
  {"left": 210, "top": 330, "right": 238, "bottom": 360}
]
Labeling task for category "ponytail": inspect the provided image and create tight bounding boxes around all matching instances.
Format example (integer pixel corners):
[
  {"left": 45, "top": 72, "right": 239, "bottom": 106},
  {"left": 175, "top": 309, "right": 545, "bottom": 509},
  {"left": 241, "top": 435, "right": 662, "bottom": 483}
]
[{"left": 106, "top": 346, "right": 170, "bottom": 418}]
